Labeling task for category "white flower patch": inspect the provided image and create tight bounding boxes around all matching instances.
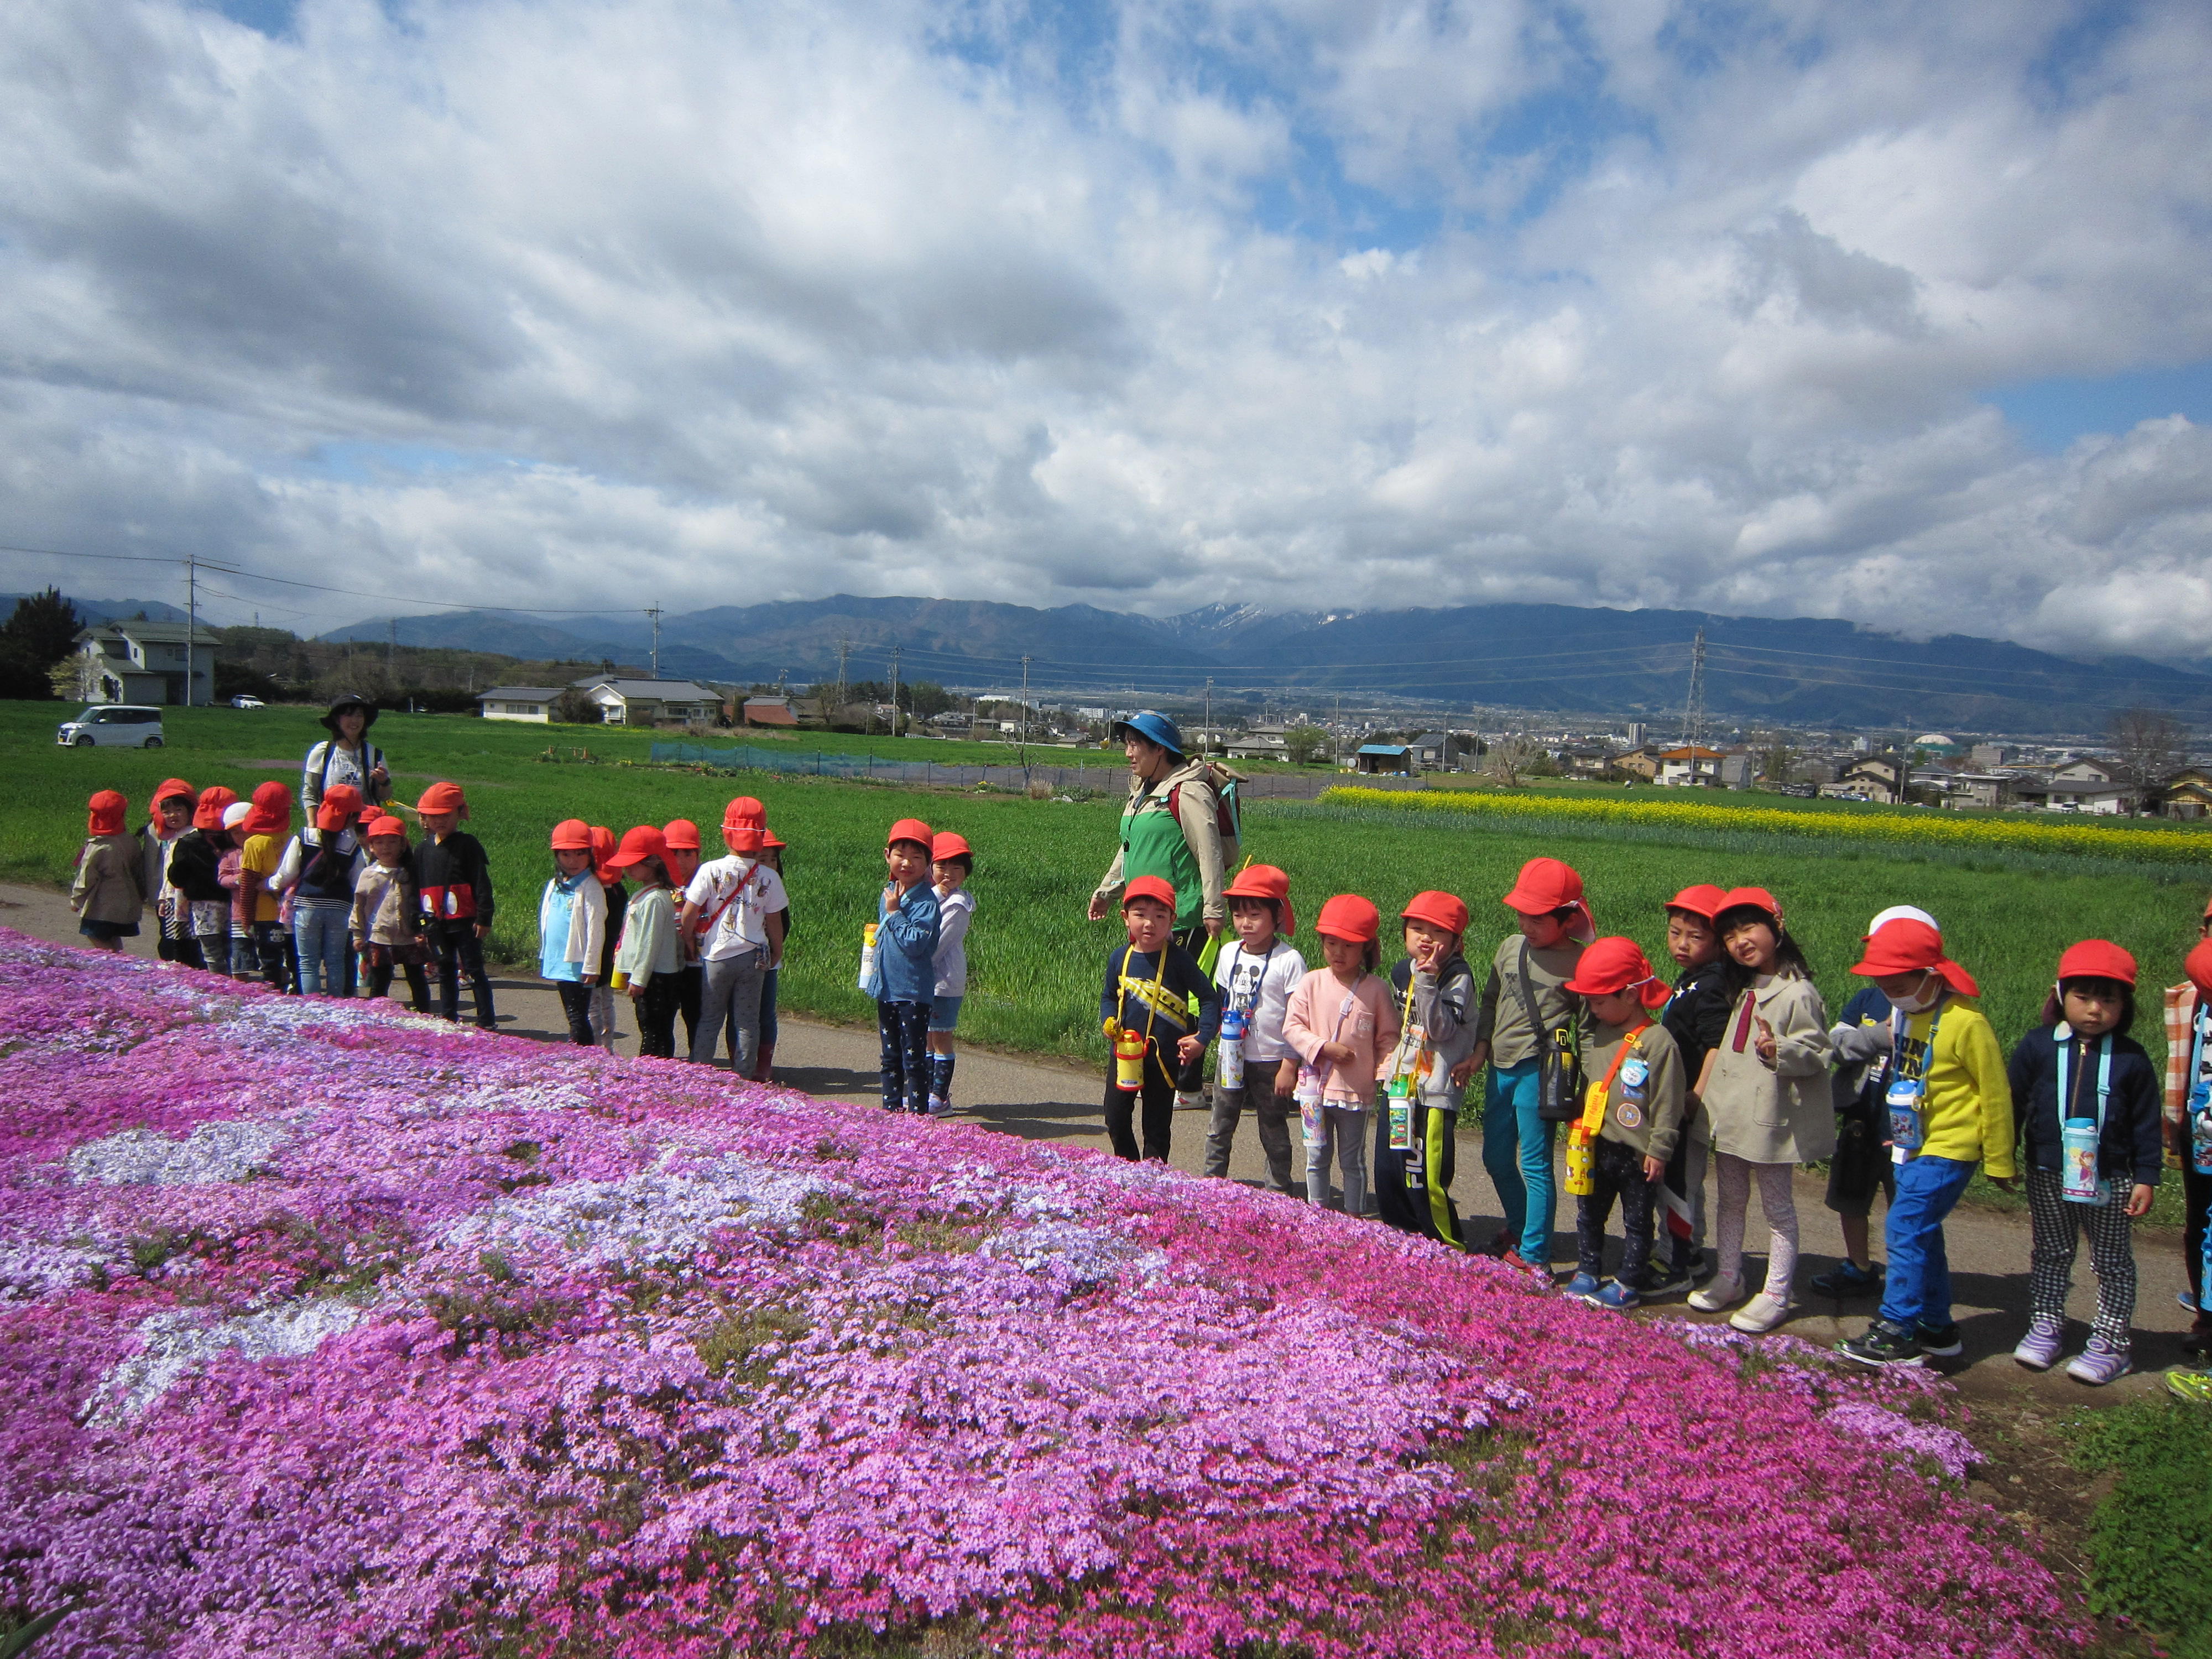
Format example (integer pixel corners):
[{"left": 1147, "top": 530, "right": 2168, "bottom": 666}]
[
  {"left": 0, "top": 1236, "right": 119, "bottom": 1301},
  {"left": 85, "top": 1299, "right": 367, "bottom": 1422},
  {"left": 412, "top": 1078, "right": 603, "bottom": 1119},
  {"left": 980, "top": 1220, "right": 1167, "bottom": 1291},
  {"left": 441, "top": 1155, "right": 841, "bottom": 1270},
  {"left": 68, "top": 1118, "right": 289, "bottom": 1187}
]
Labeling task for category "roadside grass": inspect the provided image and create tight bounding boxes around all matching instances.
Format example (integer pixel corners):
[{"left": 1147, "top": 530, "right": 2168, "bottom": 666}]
[{"left": 2061, "top": 1396, "right": 2212, "bottom": 1658}]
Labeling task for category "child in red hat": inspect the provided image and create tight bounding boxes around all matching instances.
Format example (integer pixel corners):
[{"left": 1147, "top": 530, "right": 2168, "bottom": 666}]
[
  {"left": 285, "top": 782, "right": 368, "bottom": 997},
  {"left": 352, "top": 815, "right": 430, "bottom": 1013},
  {"left": 926, "top": 831, "right": 975, "bottom": 1115},
  {"left": 1561, "top": 939, "right": 1687, "bottom": 1310},
  {"left": 235, "top": 781, "right": 296, "bottom": 990},
  {"left": 1655, "top": 884, "right": 1730, "bottom": 1292},
  {"left": 1204, "top": 865, "right": 1307, "bottom": 1194},
  {"left": 1100, "top": 875, "right": 1222, "bottom": 1160},
  {"left": 166, "top": 785, "right": 238, "bottom": 975},
  {"left": 677, "top": 801, "right": 790, "bottom": 1076},
  {"left": 2163, "top": 896, "right": 2212, "bottom": 1360},
  {"left": 608, "top": 826, "right": 682, "bottom": 1059},
  {"left": 138, "top": 778, "right": 198, "bottom": 967},
  {"left": 662, "top": 820, "right": 705, "bottom": 1052},
  {"left": 2007, "top": 941, "right": 2161, "bottom": 1385},
  {"left": 70, "top": 790, "right": 144, "bottom": 950},
  {"left": 1284, "top": 895, "right": 1400, "bottom": 1216},
  {"left": 865, "top": 818, "right": 942, "bottom": 1113},
  {"left": 414, "top": 781, "right": 497, "bottom": 1027},
  {"left": 1838, "top": 917, "right": 2014, "bottom": 1369},
  {"left": 1374, "top": 891, "right": 1475, "bottom": 1246},
  {"left": 1470, "top": 857, "right": 1593, "bottom": 1275},
  {"left": 539, "top": 820, "right": 607, "bottom": 1046}
]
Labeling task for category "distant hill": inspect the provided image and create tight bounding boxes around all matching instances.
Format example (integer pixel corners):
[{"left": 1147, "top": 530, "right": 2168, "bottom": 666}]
[
  {"left": 1, "top": 594, "right": 194, "bottom": 626},
  {"left": 316, "top": 596, "right": 2212, "bottom": 734}
]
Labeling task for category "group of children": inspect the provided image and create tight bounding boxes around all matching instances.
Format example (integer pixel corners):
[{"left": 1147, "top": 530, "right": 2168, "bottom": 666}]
[{"left": 71, "top": 780, "right": 2212, "bottom": 1376}]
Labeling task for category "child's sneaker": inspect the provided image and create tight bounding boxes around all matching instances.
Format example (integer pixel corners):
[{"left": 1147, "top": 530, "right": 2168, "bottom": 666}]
[
  {"left": 926, "top": 1095, "right": 953, "bottom": 1118},
  {"left": 1687, "top": 1275, "right": 1744, "bottom": 1313},
  {"left": 1562, "top": 1271, "right": 1603, "bottom": 1304},
  {"left": 1639, "top": 1267, "right": 1693, "bottom": 1300},
  {"left": 1840, "top": 1319, "right": 1924, "bottom": 1368},
  {"left": 2167, "top": 1366, "right": 2212, "bottom": 1404},
  {"left": 1915, "top": 1321, "right": 1964, "bottom": 1359},
  {"left": 1811, "top": 1260, "right": 1884, "bottom": 1297},
  {"left": 1729, "top": 1291, "right": 1792, "bottom": 1333},
  {"left": 1174, "top": 1091, "right": 1205, "bottom": 1112},
  {"left": 2184, "top": 1318, "right": 2212, "bottom": 1358},
  {"left": 2012, "top": 1318, "right": 2063, "bottom": 1371},
  {"left": 1594, "top": 1280, "right": 1641, "bottom": 1311},
  {"left": 1501, "top": 1251, "right": 1552, "bottom": 1286},
  {"left": 2065, "top": 1340, "right": 2132, "bottom": 1387}
]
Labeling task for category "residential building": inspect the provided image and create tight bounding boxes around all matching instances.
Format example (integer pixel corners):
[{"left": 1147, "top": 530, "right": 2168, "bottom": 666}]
[
  {"left": 1625, "top": 722, "right": 1648, "bottom": 748},
  {"left": 1656, "top": 744, "right": 1726, "bottom": 786},
  {"left": 1225, "top": 724, "right": 1290, "bottom": 761},
  {"left": 571, "top": 677, "right": 721, "bottom": 726},
  {"left": 476, "top": 686, "right": 564, "bottom": 723},
  {"left": 741, "top": 696, "right": 798, "bottom": 727},
  {"left": 2163, "top": 767, "right": 2212, "bottom": 820},
  {"left": 1353, "top": 743, "right": 1415, "bottom": 775},
  {"left": 1968, "top": 743, "right": 2018, "bottom": 769},
  {"left": 1407, "top": 732, "right": 1451, "bottom": 768},
  {"left": 2008, "top": 756, "right": 2129, "bottom": 814},
  {"left": 1615, "top": 747, "right": 1660, "bottom": 781},
  {"left": 70, "top": 620, "right": 218, "bottom": 707}
]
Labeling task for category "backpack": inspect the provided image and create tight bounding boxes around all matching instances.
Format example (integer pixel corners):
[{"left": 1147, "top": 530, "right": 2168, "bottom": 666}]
[{"left": 1168, "top": 760, "right": 1244, "bottom": 873}]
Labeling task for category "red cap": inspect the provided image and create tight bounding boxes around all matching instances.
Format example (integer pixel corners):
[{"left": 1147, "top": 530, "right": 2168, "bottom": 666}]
[
  {"left": 1665, "top": 884, "right": 1728, "bottom": 921},
  {"left": 1503, "top": 856, "right": 1583, "bottom": 915},
  {"left": 589, "top": 825, "right": 619, "bottom": 883},
  {"left": 887, "top": 817, "right": 934, "bottom": 852},
  {"left": 609, "top": 825, "right": 667, "bottom": 869},
  {"left": 193, "top": 785, "right": 239, "bottom": 832},
  {"left": 1121, "top": 875, "right": 1178, "bottom": 913},
  {"left": 416, "top": 781, "right": 466, "bottom": 816},
  {"left": 662, "top": 818, "right": 701, "bottom": 851},
  {"left": 1316, "top": 893, "right": 1381, "bottom": 944},
  {"left": 724, "top": 825, "right": 764, "bottom": 854},
  {"left": 2188, "top": 939, "right": 2212, "bottom": 997},
  {"left": 366, "top": 815, "right": 407, "bottom": 839},
  {"left": 550, "top": 818, "right": 593, "bottom": 851},
  {"left": 931, "top": 831, "right": 972, "bottom": 863},
  {"left": 241, "top": 780, "right": 293, "bottom": 837},
  {"left": 357, "top": 802, "right": 382, "bottom": 825},
  {"left": 1564, "top": 937, "right": 1670, "bottom": 1007},
  {"left": 723, "top": 796, "right": 768, "bottom": 830},
  {"left": 2056, "top": 939, "right": 2136, "bottom": 987},
  {"left": 87, "top": 790, "right": 127, "bottom": 836},
  {"left": 760, "top": 828, "right": 786, "bottom": 850},
  {"left": 151, "top": 777, "right": 196, "bottom": 816},
  {"left": 1223, "top": 863, "right": 1295, "bottom": 937},
  {"left": 315, "top": 783, "right": 363, "bottom": 833},
  {"left": 1401, "top": 890, "right": 1469, "bottom": 937},
  {"left": 1850, "top": 918, "right": 1979, "bottom": 997}
]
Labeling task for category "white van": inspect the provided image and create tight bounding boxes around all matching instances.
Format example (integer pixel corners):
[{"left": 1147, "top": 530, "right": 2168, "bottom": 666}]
[{"left": 56, "top": 706, "right": 166, "bottom": 748}]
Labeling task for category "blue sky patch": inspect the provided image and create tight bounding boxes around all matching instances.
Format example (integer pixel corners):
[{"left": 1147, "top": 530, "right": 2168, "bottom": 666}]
[{"left": 1986, "top": 361, "right": 2212, "bottom": 452}]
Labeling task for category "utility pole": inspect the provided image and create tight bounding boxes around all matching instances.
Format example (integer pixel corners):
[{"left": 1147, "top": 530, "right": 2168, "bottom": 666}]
[
  {"left": 1202, "top": 677, "right": 1212, "bottom": 759},
  {"left": 1019, "top": 654, "right": 1032, "bottom": 764},
  {"left": 184, "top": 556, "right": 199, "bottom": 708},
  {"left": 646, "top": 603, "right": 662, "bottom": 680},
  {"left": 834, "top": 638, "right": 851, "bottom": 717},
  {"left": 889, "top": 645, "right": 901, "bottom": 738}
]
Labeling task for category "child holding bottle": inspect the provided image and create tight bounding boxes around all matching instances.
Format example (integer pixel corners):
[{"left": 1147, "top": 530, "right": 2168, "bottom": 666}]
[
  {"left": 866, "top": 818, "right": 942, "bottom": 1114},
  {"left": 1284, "top": 894, "right": 1399, "bottom": 1217},
  {"left": 609, "top": 825, "right": 682, "bottom": 1060},
  {"left": 2007, "top": 941, "right": 2161, "bottom": 1385},
  {"left": 1100, "top": 876, "right": 1221, "bottom": 1160},
  {"left": 1374, "top": 891, "right": 1476, "bottom": 1246},
  {"left": 1203, "top": 865, "right": 1306, "bottom": 1195}
]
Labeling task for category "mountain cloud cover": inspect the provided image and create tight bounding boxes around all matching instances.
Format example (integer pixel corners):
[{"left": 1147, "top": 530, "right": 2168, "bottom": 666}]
[{"left": 3, "top": 0, "right": 2210, "bottom": 656}]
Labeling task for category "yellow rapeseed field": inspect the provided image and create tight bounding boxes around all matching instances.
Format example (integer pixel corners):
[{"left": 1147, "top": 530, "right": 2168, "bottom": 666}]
[{"left": 1318, "top": 785, "right": 2212, "bottom": 867}]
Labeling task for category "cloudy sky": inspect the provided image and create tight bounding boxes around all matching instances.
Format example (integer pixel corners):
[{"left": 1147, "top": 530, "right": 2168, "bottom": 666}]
[{"left": 3, "top": 0, "right": 2210, "bottom": 656}]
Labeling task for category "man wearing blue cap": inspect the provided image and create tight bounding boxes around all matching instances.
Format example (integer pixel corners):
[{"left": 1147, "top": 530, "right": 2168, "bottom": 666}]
[{"left": 1088, "top": 710, "right": 1229, "bottom": 951}]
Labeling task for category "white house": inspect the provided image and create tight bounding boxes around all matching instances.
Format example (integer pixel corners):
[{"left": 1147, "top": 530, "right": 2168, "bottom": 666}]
[
  {"left": 2011, "top": 756, "right": 2129, "bottom": 815},
  {"left": 70, "top": 620, "right": 217, "bottom": 707},
  {"left": 1656, "top": 744, "right": 1725, "bottom": 786},
  {"left": 476, "top": 686, "right": 564, "bottom": 723},
  {"left": 571, "top": 677, "right": 721, "bottom": 726}
]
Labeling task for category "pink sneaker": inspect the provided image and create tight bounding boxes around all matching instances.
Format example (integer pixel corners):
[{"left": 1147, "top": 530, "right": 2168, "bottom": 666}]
[
  {"left": 2012, "top": 1318, "right": 2063, "bottom": 1371},
  {"left": 2065, "top": 1340, "right": 2131, "bottom": 1387}
]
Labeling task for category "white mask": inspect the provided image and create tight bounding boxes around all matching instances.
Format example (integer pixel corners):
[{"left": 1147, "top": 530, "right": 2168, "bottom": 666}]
[{"left": 1885, "top": 973, "right": 1941, "bottom": 1015}]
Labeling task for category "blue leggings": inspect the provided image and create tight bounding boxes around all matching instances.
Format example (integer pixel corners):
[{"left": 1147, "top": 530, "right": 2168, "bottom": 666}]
[{"left": 1480, "top": 1060, "right": 1556, "bottom": 1265}]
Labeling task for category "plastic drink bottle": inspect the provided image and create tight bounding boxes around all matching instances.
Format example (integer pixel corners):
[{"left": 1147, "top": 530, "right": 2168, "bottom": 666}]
[
  {"left": 1112, "top": 1025, "right": 1149, "bottom": 1092},
  {"left": 2060, "top": 1118, "right": 2104, "bottom": 1203},
  {"left": 1562, "top": 1123, "right": 1594, "bottom": 1196},
  {"left": 856, "top": 921, "right": 878, "bottom": 992}
]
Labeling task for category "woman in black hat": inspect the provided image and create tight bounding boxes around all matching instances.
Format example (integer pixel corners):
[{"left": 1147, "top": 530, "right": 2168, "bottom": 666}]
[{"left": 301, "top": 693, "right": 392, "bottom": 825}]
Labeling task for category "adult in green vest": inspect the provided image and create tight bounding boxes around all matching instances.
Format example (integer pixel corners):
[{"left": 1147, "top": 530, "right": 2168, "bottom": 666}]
[{"left": 1087, "top": 711, "right": 1227, "bottom": 951}]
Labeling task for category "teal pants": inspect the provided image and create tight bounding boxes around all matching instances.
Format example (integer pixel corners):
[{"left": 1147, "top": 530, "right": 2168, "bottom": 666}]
[{"left": 1481, "top": 1060, "right": 1555, "bottom": 1266}]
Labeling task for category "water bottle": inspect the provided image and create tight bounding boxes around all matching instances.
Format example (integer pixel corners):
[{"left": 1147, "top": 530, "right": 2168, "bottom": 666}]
[
  {"left": 1111, "top": 1024, "right": 1149, "bottom": 1092},
  {"left": 1387, "top": 1095, "right": 1412, "bottom": 1150},
  {"left": 856, "top": 921, "right": 878, "bottom": 992},
  {"left": 2190, "top": 1082, "right": 2212, "bottom": 1174},
  {"left": 1563, "top": 1123, "right": 1595, "bottom": 1196},
  {"left": 1218, "top": 1039, "right": 1245, "bottom": 1091},
  {"left": 1220, "top": 1006, "right": 1250, "bottom": 1044},
  {"left": 2060, "top": 1118, "right": 2104, "bottom": 1204},
  {"left": 1886, "top": 1077, "right": 1924, "bottom": 1153}
]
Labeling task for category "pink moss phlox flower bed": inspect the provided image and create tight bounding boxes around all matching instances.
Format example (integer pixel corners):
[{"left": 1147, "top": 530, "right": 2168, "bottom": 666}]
[{"left": 0, "top": 931, "right": 2076, "bottom": 1656}]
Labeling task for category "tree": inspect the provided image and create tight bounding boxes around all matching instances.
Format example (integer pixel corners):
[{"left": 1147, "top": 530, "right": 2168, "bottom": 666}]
[
  {"left": 1484, "top": 735, "right": 1541, "bottom": 786},
  {"left": 1760, "top": 739, "right": 1799, "bottom": 784},
  {"left": 0, "top": 587, "right": 82, "bottom": 700},
  {"left": 905, "top": 680, "right": 952, "bottom": 718},
  {"left": 2109, "top": 706, "right": 2189, "bottom": 812},
  {"left": 1283, "top": 724, "right": 1332, "bottom": 765},
  {"left": 551, "top": 687, "right": 601, "bottom": 724}
]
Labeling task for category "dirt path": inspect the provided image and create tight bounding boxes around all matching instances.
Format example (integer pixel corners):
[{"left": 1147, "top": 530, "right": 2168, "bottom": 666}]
[{"left": 4, "top": 880, "right": 2197, "bottom": 1401}]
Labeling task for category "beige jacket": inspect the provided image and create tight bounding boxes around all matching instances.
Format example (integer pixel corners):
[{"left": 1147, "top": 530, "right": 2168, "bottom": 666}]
[
  {"left": 1702, "top": 972, "right": 1835, "bottom": 1164},
  {"left": 70, "top": 834, "right": 146, "bottom": 926}
]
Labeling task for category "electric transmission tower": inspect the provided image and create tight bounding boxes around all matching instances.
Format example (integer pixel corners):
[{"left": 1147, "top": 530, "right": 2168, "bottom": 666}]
[{"left": 1679, "top": 627, "right": 1708, "bottom": 761}]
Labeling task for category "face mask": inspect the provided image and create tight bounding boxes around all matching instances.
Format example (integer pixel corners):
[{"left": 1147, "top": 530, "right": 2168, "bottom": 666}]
[{"left": 1885, "top": 974, "right": 1940, "bottom": 1015}]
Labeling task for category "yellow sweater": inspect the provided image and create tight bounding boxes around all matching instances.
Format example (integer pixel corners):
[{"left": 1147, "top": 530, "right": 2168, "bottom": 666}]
[{"left": 1898, "top": 999, "right": 2015, "bottom": 1177}]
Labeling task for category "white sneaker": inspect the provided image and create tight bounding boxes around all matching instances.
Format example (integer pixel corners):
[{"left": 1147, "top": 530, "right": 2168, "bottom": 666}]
[
  {"left": 1175, "top": 1091, "right": 1205, "bottom": 1112},
  {"left": 1729, "top": 1291, "right": 1793, "bottom": 1333},
  {"left": 1688, "top": 1275, "right": 1745, "bottom": 1313}
]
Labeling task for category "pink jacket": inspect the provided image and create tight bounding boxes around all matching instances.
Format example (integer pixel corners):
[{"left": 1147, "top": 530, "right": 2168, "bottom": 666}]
[{"left": 1282, "top": 968, "right": 1401, "bottom": 1106}]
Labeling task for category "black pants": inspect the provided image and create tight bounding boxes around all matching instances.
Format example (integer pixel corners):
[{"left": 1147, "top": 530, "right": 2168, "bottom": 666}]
[
  {"left": 1578, "top": 1135, "right": 1658, "bottom": 1288},
  {"left": 156, "top": 933, "right": 202, "bottom": 969},
  {"left": 2185, "top": 1157, "right": 2211, "bottom": 1311},
  {"left": 367, "top": 957, "right": 431, "bottom": 1013},
  {"left": 1104, "top": 1047, "right": 1178, "bottom": 1161},
  {"left": 431, "top": 924, "right": 496, "bottom": 1028},
  {"left": 1374, "top": 1097, "right": 1464, "bottom": 1247},
  {"left": 636, "top": 974, "right": 681, "bottom": 1059},
  {"left": 674, "top": 963, "right": 703, "bottom": 1053},
  {"left": 878, "top": 999, "right": 932, "bottom": 1112},
  {"left": 555, "top": 980, "right": 595, "bottom": 1045},
  {"left": 251, "top": 921, "right": 290, "bottom": 992}
]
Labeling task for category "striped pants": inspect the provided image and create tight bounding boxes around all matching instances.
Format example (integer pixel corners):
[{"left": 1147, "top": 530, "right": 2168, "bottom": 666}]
[{"left": 2026, "top": 1166, "right": 2136, "bottom": 1349}]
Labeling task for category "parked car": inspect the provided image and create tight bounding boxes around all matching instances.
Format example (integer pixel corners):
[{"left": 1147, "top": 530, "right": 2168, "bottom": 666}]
[
  {"left": 229, "top": 695, "right": 265, "bottom": 709},
  {"left": 56, "top": 706, "right": 165, "bottom": 748}
]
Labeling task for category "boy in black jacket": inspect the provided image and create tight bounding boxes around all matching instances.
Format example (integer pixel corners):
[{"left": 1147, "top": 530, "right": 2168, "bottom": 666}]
[
  {"left": 1655, "top": 885, "right": 1731, "bottom": 1293},
  {"left": 413, "top": 781, "right": 497, "bottom": 1029},
  {"left": 1100, "top": 876, "right": 1220, "bottom": 1162}
]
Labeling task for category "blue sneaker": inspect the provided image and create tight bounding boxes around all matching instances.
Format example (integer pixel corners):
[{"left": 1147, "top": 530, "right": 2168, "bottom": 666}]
[
  {"left": 1563, "top": 1271, "right": 1603, "bottom": 1303},
  {"left": 1812, "top": 1260, "right": 1884, "bottom": 1297},
  {"left": 1594, "top": 1280, "right": 1641, "bottom": 1311}
]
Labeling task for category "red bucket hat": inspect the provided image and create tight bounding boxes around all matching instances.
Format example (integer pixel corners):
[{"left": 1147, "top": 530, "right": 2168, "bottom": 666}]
[
  {"left": 1564, "top": 937, "right": 1671, "bottom": 1008},
  {"left": 193, "top": 785, "right": 239, "bottom": 833},
  {"left": 150, "top": 777, "right": 196, "bottom": 818},
  {"left": 589, "top": 826, "right": 620, "bottom": 883},
  {"left": 1664, "top": 884, "right": 1727, "bottom": 921},
  {"left": 1850, "top": 918, "right": 1979, "bottom": 998},
  {"left": 2188, "top": 938, "right": 2212, "bottom": 997},
  {"left": 1316, "top": 894, "right": 1381, "bottom": 945},
  {"left": 1715, "top": 886, "right": 1783, "bottom": 927},
  {"left": 1121, "top": 875, "right": 1178, "bottom": 913},
  {"left": 241, "top": 780, "right": 293, "bottom": 837},
  {"left": 608, "top": 825, "right": 667, "bottom": 869},
  {"left": 416, "top": 781, "right": 466, "bottom": 816},
  {"left": 931, "top": 831, "right": 972, "bottom": 864},
  {"left": 662, "top": 818, "right": 701, "bottom": 851},
  {"left": 723, "top": 796, "right": 768, "bottom": 830},
  {"left": 1223, "top": 864, "right": 1295, "bottom": 937},
  {"left": 1504, "top": 857, "right": 1593, "bottom": 938},
  {"left": 886, "top": 817, "right": 934, "bottom": 852},
  {"left": 315, "top": 783, "right": 363, "bottom": 834},
  {"left": 366, "top": 815, "right": 407, "bottom": 839},
  {"left": 1401, "top": 890, "right": 1469, "bottom": 937},
  {"left": 86, "top": 790, "right": 127, "bottom": 836},
  {"left": 2056, "top": 940, "right": 2136, "bottom": 987},
  {"left": 550, "top": 818, "right": 593, "bottom": 851}
]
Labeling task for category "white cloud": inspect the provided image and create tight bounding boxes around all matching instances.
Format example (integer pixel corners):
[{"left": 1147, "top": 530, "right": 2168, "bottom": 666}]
[{"left": 1, "top": 0, "right": 2209, "bottom": 655}]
